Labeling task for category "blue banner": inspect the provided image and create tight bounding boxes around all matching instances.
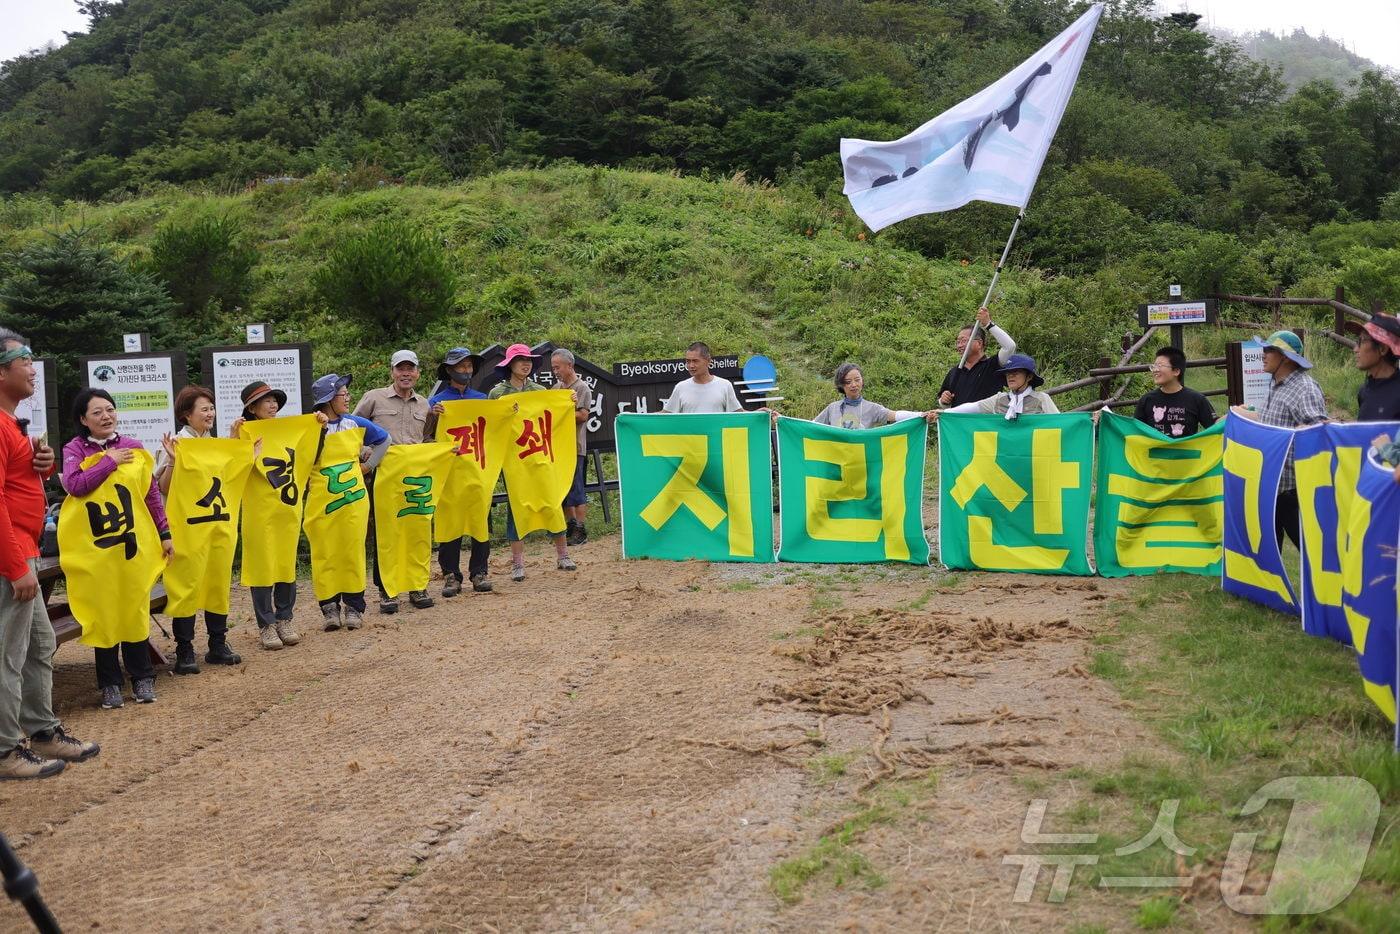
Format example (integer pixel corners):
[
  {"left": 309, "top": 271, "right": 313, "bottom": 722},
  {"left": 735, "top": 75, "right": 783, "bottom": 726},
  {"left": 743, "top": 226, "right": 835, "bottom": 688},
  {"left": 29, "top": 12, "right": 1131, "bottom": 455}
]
[
  {"left": 1296, "top": 421, "right": 1400, "bottom": 644},
  {"left": 1222, "top": 415, "right": 1298, "bottom": 615},
  {"left": 1342, "top": 455, "right": 1399, "bottom": 742}
]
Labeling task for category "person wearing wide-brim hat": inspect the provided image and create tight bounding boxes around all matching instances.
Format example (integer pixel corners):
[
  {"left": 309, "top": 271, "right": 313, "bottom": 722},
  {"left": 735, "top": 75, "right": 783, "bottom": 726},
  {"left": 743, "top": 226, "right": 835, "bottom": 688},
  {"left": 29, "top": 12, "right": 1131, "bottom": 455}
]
[
  {"left": 424, "top": 348, "right": 494, "bottom": 597},
  {"left": 309, "top": 372, "right": 390, "bottom": 633},
  {"left": 231, "top": 380, "right": 328, "bottom": 651},
  {"left": 1230, "top": 329, "right": 1329, "bottom": 551},
  {"left": 488, "top": 342, "right": 577, "bottom": 582},
  {"left": 1344, "top": 314, "right": 1400, "bottom": 421},
  {"left": 935, "top": 353, "right": 1059, "bottom": 420}
]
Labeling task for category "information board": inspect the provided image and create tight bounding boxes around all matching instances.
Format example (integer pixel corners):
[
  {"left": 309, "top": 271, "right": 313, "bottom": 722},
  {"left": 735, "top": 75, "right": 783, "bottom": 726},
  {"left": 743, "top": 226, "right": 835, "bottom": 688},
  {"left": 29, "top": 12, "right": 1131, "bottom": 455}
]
[
  {"left": 1136, "top": 299, "right": 1217, "bottom": 328},
  {"left": 200, "top": 343, "right": 313, "bottom": 438},
  {"left": 1226, "top": 339, "right": 1274, "bottom": 409},
  {"left": 81, "top": 352, "right": 187, "bottom": 453}
]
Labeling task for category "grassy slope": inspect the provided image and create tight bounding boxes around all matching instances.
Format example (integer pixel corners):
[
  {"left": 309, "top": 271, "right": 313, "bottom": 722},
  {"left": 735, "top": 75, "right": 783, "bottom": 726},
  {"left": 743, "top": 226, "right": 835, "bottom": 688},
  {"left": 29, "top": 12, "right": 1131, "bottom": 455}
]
[{"left": 1, "top": 166, "right": 1174, "bottom": 417}]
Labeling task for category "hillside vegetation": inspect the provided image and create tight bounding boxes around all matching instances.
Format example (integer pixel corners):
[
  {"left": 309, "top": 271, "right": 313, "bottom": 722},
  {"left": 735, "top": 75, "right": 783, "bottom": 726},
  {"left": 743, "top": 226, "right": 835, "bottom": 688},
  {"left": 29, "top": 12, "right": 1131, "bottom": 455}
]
[{"left": 1, "top": 0, "right": 1398, "bottom": 422}]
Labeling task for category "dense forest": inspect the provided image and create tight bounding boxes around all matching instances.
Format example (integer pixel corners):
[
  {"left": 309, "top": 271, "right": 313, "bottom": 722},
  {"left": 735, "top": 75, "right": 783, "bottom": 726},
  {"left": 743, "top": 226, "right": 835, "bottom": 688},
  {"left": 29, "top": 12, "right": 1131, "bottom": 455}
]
[{"left": 0, "top": 0, "right": 1397, "bottom": 421}]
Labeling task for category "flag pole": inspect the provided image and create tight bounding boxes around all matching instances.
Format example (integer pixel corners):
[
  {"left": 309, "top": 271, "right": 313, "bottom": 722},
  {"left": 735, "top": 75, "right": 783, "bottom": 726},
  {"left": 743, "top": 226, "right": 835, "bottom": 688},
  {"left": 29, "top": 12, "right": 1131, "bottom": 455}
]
[{"left": 956, "top": 208, "right": 1024, "bottom": 369}]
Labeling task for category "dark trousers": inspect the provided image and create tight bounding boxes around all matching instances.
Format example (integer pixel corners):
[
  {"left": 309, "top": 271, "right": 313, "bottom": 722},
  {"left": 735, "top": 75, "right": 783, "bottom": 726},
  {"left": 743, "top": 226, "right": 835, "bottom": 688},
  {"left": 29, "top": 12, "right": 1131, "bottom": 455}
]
[
  {"left": 439, "top": 537, "right": 490, "bottom": 580},
  {"left": 94, "top": 641, "right": 154, "bottom": 689},
  {"left": 250, "top": 582, "right": 297, "bottom": 629},
  {"left": 319, "top": 593, "right": 367, "bottom": 613},
  {"left": 1275, "top": 488, "right": 1302, "bottom": 552},
  {"left": 172, "top": 612, "right": 229, "bottom": 649},
  {"left": 365, "top": 472, "right": 388, "bottom": 597}
]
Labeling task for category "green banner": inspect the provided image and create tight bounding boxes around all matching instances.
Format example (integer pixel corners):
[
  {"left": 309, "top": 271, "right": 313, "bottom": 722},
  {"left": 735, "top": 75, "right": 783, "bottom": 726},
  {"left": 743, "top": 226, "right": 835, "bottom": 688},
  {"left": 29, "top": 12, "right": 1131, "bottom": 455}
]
[
  {"left": 775, "top": 416, "right": 929, "bottom": 564},
  {"left": 1094, "top": 412, "right": 1224, "bottom": 577},
  {"left": 938, "top": 413, "right": 1093, "bottom": 574},
  {"left": 616, "top": 412, "right": 774, "bottom": 561}
]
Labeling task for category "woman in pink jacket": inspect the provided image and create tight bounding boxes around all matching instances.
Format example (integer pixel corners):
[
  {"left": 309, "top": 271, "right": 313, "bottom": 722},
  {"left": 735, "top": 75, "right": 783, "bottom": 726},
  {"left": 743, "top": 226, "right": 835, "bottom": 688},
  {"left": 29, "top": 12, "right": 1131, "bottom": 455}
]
[{"left": 60, "top": 388, "right": 173, "bottom": 710}]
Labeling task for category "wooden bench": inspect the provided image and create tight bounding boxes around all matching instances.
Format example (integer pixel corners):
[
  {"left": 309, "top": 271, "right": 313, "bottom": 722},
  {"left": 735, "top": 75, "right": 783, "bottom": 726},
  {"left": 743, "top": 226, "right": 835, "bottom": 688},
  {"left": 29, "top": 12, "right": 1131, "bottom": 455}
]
[{"left": 37, "top": 556, "right": 169, "bottom": 666}]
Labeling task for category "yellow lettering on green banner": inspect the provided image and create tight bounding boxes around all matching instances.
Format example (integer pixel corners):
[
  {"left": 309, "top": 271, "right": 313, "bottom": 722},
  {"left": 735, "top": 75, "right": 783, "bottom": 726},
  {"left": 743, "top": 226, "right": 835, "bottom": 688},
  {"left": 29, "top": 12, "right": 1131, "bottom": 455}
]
[
  {"left": 967, "top": 515, "right": 1068, "bottom": 570},
  {"left": 1225, "top": 548, "right": 1293, "bottom": 604},
  {"left": 951, "top": 432, "right": 1025, "bottom": 511},
  {"left": 804, "top": 438, "right": 880, "bottom": 543},
  {"left": 721, "top": 427, "right": 754, "bottom": 558},
  {"left": 1296, "top": 451, "right": 1342, "bottom": 607},
  {"left": 1114, "top": 502, "right": 1222, "bottom": 568},
  {"left": 640, "top": 435, "right": 724, "bottom": 530},
  {"left": 1031, "top": 428, "right": 1078, "bottom": 535},
  {"left": 879, "top": 434, "right": 910, "bottom": 562},
  {"left": 1107, "top": 473, "right": 1223, "bottom": 504},
  {"left": 1222, "top": 442, "right": 1264, "bottom": 551},
  {"left": 1123, "top": 432, "right": 1220, "bottom": 479}
]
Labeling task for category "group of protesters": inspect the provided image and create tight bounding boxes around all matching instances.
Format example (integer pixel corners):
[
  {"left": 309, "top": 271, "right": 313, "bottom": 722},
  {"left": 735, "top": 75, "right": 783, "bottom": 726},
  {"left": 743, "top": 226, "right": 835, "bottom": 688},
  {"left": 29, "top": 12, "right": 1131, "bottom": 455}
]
[{"left": 3, "top": 307, "right": 1399, "bottom": 781}]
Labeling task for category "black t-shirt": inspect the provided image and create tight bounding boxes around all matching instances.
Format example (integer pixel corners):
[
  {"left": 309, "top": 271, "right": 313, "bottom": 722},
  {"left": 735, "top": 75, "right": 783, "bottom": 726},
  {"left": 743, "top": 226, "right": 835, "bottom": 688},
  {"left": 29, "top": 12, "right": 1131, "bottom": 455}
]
[
  {"left": 1134, "top": 387, "right": 1217, "bottom": 438},
  {"left": 939, "top": 356, "right": 1005, "bottom": 406},
  {"left": 1358, "top": 371, "right": 1400, "bottom": 421}
]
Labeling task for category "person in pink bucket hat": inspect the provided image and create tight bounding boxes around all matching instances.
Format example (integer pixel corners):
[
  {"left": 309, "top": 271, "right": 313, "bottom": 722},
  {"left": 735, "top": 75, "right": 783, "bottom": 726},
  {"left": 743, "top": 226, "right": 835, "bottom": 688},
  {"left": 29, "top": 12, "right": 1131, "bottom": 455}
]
[
  {"left": 488, "top": 343, "right": 577, "bottom": 582},
  {"left": 1346, "top": 313, "right": 1400, "bottom": 421}
]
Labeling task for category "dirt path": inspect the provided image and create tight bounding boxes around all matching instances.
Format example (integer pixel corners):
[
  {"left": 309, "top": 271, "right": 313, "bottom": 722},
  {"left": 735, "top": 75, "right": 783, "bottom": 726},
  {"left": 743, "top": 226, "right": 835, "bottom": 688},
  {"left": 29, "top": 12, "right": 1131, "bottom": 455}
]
[{"left": 0, "top": 541, "right": 1149, "bottom": 932}]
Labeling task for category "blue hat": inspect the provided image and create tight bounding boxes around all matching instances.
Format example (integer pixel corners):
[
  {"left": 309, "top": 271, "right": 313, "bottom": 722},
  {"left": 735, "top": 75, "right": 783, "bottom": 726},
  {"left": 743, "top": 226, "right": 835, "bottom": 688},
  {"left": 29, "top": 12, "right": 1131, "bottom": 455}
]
[
  {"left": 311, "top": 372, "right": 352, "bottom": 407},
  {"left": 1254, "top": 330, "right": 1312, "bottom": 370},
  {"left": 997, "top": 353, "right": 1044, "bottom": 388},
  {"left": 437, "top": 347, "right": 484, "bottom": 382}
]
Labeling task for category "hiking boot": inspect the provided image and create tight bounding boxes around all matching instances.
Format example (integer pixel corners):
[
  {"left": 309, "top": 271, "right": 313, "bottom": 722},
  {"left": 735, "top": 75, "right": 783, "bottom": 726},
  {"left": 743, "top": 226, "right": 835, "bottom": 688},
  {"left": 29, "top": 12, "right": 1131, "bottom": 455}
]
[
  {"left": 259, "top": 625, "right": 283, "bottom": 651},
  {"left": 133, "top": 678, "right": 157, "bottom": 704},
  {"left": 0, "top": 746, "right": 64, "bottom": 781},
  {"left": 442, "top": 573, "right": 463, "bottom": 598},
  {"left": 470, "top": 572, "right": 493, "bottom": 593},
  {"left": 205, "top": 642, "right": 241, "bottom": 665},
  {"left": 100, "top": 685, "right": 124, "bottom": 709},
  {"left": 274, "top": 620, "right": 301, "bottom": 646},
  {"left": 511, "top": 564, "right": 525, "bottom": 582},
  {"left": 557, "top": 555, "right": 577, "bottom": 572},
  {"left": 568, "top": 524, "right": 588, "bottom": 546},
  {"left": 322, "top": 604, "right": 342, "bottom": 631},
  {"left": 409, "top": 590, "right": 434, "bottom": 609},
  {"left": 29, "top": 726, "right": 99, "bottom": 763},
  {"left": 379, "top": 596, "right": 399, "bottom": 614},
  {"left": 345, "top": 609, "right": 363, "bottom": 630},
  {"left": 173, "top": 642, "right": 200, "bottom": 675}
]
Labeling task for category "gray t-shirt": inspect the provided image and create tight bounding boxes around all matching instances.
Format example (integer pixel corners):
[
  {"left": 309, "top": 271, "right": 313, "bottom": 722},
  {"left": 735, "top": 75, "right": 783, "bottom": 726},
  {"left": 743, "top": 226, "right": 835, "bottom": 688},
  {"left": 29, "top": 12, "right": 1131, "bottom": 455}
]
[
  {"left": 662, "top": 376, "right": 743, "bottom": 414},
  {"left": 813, "top": 398, "right": 893, "bottom": 429},
  {"left": 567, "top": 376, "right": 592, "bottom": 454}
]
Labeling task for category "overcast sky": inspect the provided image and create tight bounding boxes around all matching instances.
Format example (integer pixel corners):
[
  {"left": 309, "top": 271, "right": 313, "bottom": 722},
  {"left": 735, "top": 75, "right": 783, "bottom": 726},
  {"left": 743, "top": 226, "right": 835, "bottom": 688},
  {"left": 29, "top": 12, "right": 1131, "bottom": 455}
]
[{"left": 0, "top": 0, "right": 1396, "bottom": 70}]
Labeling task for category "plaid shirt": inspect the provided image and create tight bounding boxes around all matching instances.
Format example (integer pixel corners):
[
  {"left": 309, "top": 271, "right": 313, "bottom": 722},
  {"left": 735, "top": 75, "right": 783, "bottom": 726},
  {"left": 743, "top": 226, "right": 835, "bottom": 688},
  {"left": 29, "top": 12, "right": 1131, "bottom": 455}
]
[{"left": 1258, "top": 369, "right": 1329, "bottom": 490}]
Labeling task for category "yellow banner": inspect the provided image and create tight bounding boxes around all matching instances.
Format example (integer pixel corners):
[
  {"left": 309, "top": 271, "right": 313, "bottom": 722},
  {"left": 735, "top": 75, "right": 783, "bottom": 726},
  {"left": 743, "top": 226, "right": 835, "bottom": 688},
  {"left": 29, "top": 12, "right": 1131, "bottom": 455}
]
[
  {"left": 500, "top": 389, "right": 576, "bottom": 536},
  {"left": 374, "top": 442, "right": 456, "bottom": 596},
  {"left": 238, "top": 414, "right": 321, "bottom": 587},
  {"left": 304, "top": 428, "right": 370, "bottom": 601},
  {"left": 164, "top": 438, "right": 254, "bottom": 617},
  {"left": 434, "top": 398, "right": 513, "bottom": 543},
  {"left": 57, "top": 451, "right": 165, "bottom": 649}
]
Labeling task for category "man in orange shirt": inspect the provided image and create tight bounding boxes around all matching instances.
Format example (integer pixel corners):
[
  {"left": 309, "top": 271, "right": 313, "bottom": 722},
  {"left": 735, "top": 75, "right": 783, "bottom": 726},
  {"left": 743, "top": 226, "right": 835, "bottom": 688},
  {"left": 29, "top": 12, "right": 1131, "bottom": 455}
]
[{"left": 0, "top": 328, "right": 99, "bottom": 780}]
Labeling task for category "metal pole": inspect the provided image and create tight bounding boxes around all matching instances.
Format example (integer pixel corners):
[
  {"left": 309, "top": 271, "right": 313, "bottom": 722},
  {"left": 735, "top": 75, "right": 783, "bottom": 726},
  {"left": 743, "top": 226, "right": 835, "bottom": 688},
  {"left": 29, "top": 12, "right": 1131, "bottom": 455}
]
[
  {"left": 0, "top": 832, "right": 61, "bottom": 934},
  {"left": 956, "top": 209, "right": 1025, "bottom": 368}
]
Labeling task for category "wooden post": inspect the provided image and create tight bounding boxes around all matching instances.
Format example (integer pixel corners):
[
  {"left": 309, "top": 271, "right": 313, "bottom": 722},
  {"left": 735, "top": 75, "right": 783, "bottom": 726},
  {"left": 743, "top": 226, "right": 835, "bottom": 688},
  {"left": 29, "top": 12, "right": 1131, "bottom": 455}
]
[
  {"left": 1098, "top": 356, "right": 1112, "bottom": 401},
  {"left": 1374, "top": 299, "right": 1385, "bottom": 316},
  {"left": 1271, "top": 285, "right": 1283, "bottom": 329},
  {"left": 1334, "top": 286, "right": 1346, "bottom": 335}
]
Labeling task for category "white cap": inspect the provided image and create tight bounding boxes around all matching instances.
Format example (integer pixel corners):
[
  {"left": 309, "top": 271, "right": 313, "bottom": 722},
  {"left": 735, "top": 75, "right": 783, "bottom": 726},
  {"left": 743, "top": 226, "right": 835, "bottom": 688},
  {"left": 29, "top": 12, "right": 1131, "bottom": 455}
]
[{"left": 390, "top": 349, "right": 419, "bottom": 367}]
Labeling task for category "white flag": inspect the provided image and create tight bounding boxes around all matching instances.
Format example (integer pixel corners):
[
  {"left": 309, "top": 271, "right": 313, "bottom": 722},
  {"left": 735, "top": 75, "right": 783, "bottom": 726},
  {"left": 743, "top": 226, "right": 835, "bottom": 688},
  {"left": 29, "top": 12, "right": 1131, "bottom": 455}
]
[{"left": 840, "top": 3, "right": 1103, "bottom": 232}]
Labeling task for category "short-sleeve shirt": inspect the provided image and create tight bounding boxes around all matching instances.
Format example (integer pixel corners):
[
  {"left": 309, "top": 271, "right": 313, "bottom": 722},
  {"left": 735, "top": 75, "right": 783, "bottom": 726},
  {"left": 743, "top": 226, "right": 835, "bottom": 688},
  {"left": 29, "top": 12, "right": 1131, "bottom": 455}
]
[
  {"left": 1358, "top": 371, "right": 1400, "bottom": 421},
  {"left": 1133, "top": 388, "right": 1217, "bottom": 438},
  {"left": 939, "top": 356, "right": 1004, "bottom": 406},
  {"left": 662, "top": 376, "right": 743, "bottom": 414},
  {"left": 352, "top": 386, "right": 429, "bottom": 445},
  {"left": 813, "top": 398, "right": 892, "bottom": 429},
  {"left": 566, "top": 377, "right": 592, "bottom": 454}
]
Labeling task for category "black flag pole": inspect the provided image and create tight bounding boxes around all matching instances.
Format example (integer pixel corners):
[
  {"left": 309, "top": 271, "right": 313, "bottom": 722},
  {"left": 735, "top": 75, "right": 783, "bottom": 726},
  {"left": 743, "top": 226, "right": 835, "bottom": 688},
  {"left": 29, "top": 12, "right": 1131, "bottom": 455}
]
[{"left": 955, "top": 208, "right": 1025, "bottom": 369}]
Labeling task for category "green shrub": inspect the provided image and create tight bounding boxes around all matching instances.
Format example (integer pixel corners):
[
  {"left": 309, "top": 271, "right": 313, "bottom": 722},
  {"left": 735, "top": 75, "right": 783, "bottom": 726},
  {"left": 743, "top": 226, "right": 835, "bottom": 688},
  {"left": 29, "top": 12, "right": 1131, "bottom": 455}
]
[
  {"left": 313, "top": 219, "right": 458, "bottom": 337},
  {"left": 146, "top": 214, "right": 257, "bottom": 318}
]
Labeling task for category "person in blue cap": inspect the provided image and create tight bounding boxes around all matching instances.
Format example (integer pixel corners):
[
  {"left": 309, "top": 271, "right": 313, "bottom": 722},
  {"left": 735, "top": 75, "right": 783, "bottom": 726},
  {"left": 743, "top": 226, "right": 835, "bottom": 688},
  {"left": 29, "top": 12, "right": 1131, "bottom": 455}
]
[
  {"left": 311, "top": 372, "right": 389, "bottom": 631},
  {"left": 1230, "top": 330, "right": 1329, "bottom": 550},
  {"left": 425, "top": 348, "right": 494, "bottom": 597},
  {"left": 934, "top": 353, "right": 1059, "bottom": 420}
]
